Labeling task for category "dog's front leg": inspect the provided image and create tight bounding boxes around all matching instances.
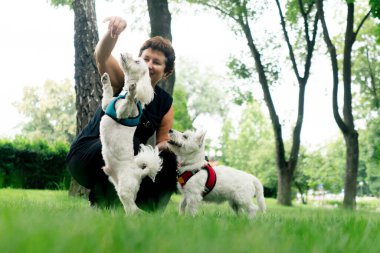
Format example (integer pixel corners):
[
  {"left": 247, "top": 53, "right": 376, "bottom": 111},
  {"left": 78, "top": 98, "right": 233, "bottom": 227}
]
[
  {"left": 116, "top": 83, "right": 139, "bottom": 119},
  {"left": 178, "top": 197, "right": 188, "bottom": 215},
  {"left": 101, "top": 73, "right": 114, "bottom": 110},
  {"left": 185, "top": 195, "right": 202, "bottom": 216}
]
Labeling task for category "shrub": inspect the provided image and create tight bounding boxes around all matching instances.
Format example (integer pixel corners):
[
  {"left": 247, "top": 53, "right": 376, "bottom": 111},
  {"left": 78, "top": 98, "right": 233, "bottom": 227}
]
[{"left": 0, "top": 137, "right": 70, "bottom": 190}]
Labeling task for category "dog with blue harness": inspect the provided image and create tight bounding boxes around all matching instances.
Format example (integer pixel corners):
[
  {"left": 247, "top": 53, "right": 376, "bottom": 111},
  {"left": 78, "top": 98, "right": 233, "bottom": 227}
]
[{"left": 99, "top": 53, "right": 163, "bottom": 214}]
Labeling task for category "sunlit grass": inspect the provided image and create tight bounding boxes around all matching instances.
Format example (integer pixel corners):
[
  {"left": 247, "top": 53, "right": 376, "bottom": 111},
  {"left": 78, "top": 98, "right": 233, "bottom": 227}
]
[{"left": 0, "top": 189, "right": 379, "bottom": 253}]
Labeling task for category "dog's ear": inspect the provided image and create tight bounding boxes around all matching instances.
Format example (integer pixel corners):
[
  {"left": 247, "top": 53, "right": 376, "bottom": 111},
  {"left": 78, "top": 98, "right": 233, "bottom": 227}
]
[{"left": 196, "top": 130, "right": 207, "bottom": 148}]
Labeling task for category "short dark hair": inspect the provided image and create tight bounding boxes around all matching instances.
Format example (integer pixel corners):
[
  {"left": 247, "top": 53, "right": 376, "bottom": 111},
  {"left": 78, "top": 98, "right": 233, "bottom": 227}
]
[{"left": 139, "top": 36, "right": 176, "bottom": 76}]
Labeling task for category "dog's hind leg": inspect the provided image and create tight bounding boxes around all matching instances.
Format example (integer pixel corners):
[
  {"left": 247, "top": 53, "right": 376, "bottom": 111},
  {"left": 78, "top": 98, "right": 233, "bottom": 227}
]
[
  {"left": 117, "top": 186, "right": 140, "bottom": 214},
  {"left": 229, "top": 201, "right": 242, "bottom": 215},
  {"left": 101, "top": 73, "right": 114, "bottom": 111},
  {"left": 102, "top": 166, "right": 118, "bottom": 186},
  {"left": 245, "top": 202, "right": 259, "bottom": 219}
]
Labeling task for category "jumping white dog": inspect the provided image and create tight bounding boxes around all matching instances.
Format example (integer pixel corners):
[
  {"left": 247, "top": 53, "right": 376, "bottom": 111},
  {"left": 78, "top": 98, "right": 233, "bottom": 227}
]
[
  {"left": 99, "top": 52, "right": 162, "bottom": 214},
  {"left": 167, "top": 129, "right": 266, "bottom": 218}
]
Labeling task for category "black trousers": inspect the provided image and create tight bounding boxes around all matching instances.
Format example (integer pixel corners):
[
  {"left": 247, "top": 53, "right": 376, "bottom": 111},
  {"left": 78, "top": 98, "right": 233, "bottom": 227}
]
[{"left": 66, "top": 111, "right": 178, "bottom": 211}]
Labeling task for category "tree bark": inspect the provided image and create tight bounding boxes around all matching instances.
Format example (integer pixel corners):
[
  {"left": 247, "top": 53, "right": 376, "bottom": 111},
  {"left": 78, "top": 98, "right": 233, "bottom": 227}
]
[
  {"left": 146, "top": 0, "right": 175, "bottom": 95},
  {"left": 69, "top": 0, "right": 101, "bottom": 197},
  {"left": 278, "top": 167, "right": 293, "bottom": 205},
  {"left": 343, "top": 131, "right": 359, "bottom": 208},
  {"left": 73, "top": 0, "right": 102, "bottom": 131},
  {"left": 317, "top": 0, "right": 370, "bottom": 209}
]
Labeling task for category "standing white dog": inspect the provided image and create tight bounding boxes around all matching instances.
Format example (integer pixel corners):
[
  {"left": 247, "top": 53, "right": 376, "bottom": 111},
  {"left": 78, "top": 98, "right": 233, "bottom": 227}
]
[
  {"left": 99, "top": 53, "right": 162, "bottom": 214},
  {"left": 167, "top": 129, "right": 266, "bottom": 218}
]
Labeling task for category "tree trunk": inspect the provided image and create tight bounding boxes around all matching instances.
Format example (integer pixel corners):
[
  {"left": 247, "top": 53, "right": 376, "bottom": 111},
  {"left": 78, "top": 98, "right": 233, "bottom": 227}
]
[
  {"left": 146, "top": 0, "right": 175, "bottom": 95},
  {"left": 343, "top": 131, "right": 359, "bottom": 208},
  {"left": 69, "top": 0, "right": 101, "bottom": 197},
  {"left": 277, "top": 165, "right": 293, "bottom": 206},
  {"left": 341, "top": 3, "right": 358, "bottom": 209},
  {"left": 317, "top": 1, "right": 370, "bottom": 209},
  {"left": 73, "top": 0, "right": 102, "bottom": 131}
]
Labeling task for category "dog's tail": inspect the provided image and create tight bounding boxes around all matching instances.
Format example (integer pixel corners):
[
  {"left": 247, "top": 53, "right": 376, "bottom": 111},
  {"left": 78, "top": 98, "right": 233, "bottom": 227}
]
[
  {"left": 135, "top": 144, "right": 162, "bottom": 181},
  {"left": 253, "top": 177, "right": 266, "bottom": 213}
]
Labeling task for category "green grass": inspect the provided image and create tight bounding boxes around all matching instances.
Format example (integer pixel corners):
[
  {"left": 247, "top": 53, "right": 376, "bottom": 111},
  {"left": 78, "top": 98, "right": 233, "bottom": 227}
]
[{"left": 1, "top": 189, "right": 379, "bottom": 253}]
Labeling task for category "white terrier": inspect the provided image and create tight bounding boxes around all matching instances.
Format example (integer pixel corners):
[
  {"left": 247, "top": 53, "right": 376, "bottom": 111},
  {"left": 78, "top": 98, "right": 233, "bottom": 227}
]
[
  {"left": 99, "top": 52, "right": 162, "bottom": 213},
  {"left": 167, "top": 129, "right": 266, "bottom": 218}
]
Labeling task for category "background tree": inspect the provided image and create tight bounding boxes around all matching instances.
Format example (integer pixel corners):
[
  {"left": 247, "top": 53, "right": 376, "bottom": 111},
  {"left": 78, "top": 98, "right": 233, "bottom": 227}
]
[
  {"left": 219, "top": 100, "right": 278, "bottom": 195},
  {"left": 147, "top": 0, "right": 175, "bottom": 95},
  {"left": 316, "top": 0, "right": 375, "bottom": 209},
  {"left": 360, "top": 116, "right": 380, "bottom": 196},
  {"left": 351, "top": 16, "right": 380, "bottom": 117},
  {"left": 50, "top": 0, "right": 101, "bottom": 196},
  {"left": 297, "top": 138, "right": 346, "bottom": 194},
  {"left": 14, "top": 79, "right": 76, "bottom": 145},
  {"left": 186, "top": 0, "right": 319, "bottom": 206},
  {"left": 175, "top": 59, "right": 228, "bottom": 124},
  {"left": 172, "top": 85, "right": 193, "bottom": 131},
  {"left": 351, "top": 10, "right": 380, "bottom": 198}
]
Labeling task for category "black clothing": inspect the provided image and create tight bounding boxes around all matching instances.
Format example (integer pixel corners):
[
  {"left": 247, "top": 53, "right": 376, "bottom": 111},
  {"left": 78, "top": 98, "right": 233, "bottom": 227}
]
[{"left": 66, "top": 85, "right": 177, "bottom": 211}]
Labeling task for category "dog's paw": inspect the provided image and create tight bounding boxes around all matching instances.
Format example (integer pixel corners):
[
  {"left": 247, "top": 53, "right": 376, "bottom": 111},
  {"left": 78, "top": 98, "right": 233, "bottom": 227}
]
[
  {"left": 128, "top": 82, "right": 137, "bottom": 95},
  {"left": 101, "top": 73, "right": 111, "bottom": 87}
]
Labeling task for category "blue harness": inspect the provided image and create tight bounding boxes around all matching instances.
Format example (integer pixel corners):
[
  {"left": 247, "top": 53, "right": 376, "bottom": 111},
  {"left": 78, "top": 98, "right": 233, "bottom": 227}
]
[{"left": 104, "top": 92, "right": 142, "bottom": 127}]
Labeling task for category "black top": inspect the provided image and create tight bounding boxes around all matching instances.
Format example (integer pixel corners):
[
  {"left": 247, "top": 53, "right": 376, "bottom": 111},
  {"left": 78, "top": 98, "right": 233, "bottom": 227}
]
[{"left": 135, "top": 85, "right": 173, "bottom": 144}]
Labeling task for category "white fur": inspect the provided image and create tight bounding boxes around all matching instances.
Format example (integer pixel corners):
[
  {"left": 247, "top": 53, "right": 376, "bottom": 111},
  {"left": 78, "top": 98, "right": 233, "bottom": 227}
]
[
  {"left": 99, "top": 53, "right": 162, "bottom": 214},
  {"left": 167, "top": 129, "right": 266, "bottom": 218}
]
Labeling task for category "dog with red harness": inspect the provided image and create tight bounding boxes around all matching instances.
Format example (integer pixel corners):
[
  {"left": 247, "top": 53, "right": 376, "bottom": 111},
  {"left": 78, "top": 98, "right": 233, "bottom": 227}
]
[{"left": 167, "top": 129, "right": 266, "bottom": 218}]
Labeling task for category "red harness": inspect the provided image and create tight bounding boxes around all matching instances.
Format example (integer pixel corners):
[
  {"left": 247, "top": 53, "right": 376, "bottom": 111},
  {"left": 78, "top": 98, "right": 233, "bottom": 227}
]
[{"left": 177, "top": 164, "right": 217, "bottom": 197}]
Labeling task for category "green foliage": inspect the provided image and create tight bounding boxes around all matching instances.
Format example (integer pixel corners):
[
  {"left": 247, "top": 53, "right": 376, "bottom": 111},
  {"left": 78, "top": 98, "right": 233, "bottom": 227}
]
[
  {"left": 351, "top": 18, "right": 380, "bottom": 116},
  {"left": 176, "top": 59, "right": 228, "bottom": 122},
  {"left": 369, "top": 0, "right": 380, "bottom": 18},
  {"left": 295, "top": 118, "right": 380, "bottom": 197},
  {"left": 173, "top": 85, "right": 193, "bottom": 131},
  {"left": 219, "top": 100, "right": 277, "bottom": 191},
  {"left": 297, "top": 139, "right": 346, "bottom": 193},
  {"left": 0, "top": 137, "right": 70, "bottom": 190},
  {"left": 227, "top": 57, "right": 253, "bottom": 79},
  {"left": 360, "top": 115, "right": 380, "bottom": 195},
  {"left": 285, "top": 0, "right": 300, "bottom": 24},
  {"left": 14, "top": 79, "right": 76, "bottom": 145},
  {"left": 49, "top": 0, "right": 73, "bottom": 9}
]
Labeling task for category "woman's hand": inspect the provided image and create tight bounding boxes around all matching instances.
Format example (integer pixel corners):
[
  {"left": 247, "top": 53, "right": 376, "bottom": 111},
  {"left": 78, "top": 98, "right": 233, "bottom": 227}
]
[{"left": 103, "top": 16, "right": 127, "bottom": 38}]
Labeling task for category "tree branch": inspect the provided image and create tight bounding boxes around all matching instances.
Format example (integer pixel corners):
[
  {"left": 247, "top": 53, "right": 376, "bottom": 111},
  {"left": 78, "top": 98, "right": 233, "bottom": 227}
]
[
  {"left": 275, "top": 0, "right": 301, "bottom": 81},
  {"left": 365, "top": 46, "right": 380, "bottom": 109},
  {"left": 353, "top": 10, "right": 372, "bottom": 42},
  {"left": 316, "top": 0, "right": 348, "bottom": 133},
  {"left": 203, "top": 2, "right": 240, "bottom": 23}
]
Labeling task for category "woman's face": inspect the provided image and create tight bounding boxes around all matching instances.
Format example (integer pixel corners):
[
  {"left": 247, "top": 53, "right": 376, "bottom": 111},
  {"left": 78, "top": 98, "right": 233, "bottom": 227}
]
[{"left": 140, "top": 48, "right": 167, "bottom": 86}]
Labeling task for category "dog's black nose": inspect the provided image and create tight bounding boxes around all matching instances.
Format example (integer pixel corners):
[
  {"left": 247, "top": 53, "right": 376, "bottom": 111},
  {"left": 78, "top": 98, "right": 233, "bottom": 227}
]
[{"left": 169, "top": 129, "right": 173, "bottom": 133}]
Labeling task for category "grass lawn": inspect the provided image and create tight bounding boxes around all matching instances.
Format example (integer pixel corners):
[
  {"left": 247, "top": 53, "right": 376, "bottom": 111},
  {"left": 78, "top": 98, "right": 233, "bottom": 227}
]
[{"left": 1, "top": 188, "right": 379, "bottom": 253}]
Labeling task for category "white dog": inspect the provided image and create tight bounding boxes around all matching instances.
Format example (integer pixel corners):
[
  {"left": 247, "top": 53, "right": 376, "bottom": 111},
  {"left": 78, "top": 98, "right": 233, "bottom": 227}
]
[
  {"left": 99, "top": 52, "right": 162, "bottom": 214},
  {"left": 167, "top": 129, "right": 266, "bottom": 218}
]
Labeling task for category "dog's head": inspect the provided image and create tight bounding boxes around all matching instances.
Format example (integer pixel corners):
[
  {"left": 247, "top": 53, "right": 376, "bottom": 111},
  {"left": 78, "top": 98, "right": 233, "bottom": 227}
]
[
  {"left": 120, "top": 53, "right": 147, "bottom": 80},
  {"left": 167, "top": 129, "right": 206, "bottom": 158},
  {"left": 120, "top": 52, "right": 154, "bottom": 106}
]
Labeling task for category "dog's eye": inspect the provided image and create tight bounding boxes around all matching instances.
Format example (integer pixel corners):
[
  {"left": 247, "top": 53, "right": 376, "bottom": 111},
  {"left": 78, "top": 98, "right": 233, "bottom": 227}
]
[
  {"left": 183, "top": 135, "right": 188, "bottom": 140},
  {"left": 134, "top": 60, "right": 140, "bottom": 64}
]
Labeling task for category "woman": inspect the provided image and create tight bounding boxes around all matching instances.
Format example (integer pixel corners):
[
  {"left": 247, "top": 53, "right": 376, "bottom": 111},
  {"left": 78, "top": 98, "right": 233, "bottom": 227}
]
[{"left": 66, "top": 16, "right": 177, "bottom": 211}]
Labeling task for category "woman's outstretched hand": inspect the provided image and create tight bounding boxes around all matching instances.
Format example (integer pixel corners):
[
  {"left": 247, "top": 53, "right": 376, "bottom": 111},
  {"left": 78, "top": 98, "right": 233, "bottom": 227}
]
[{"left": 104, "top": 16, "right": 127, "bottom": 38}]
